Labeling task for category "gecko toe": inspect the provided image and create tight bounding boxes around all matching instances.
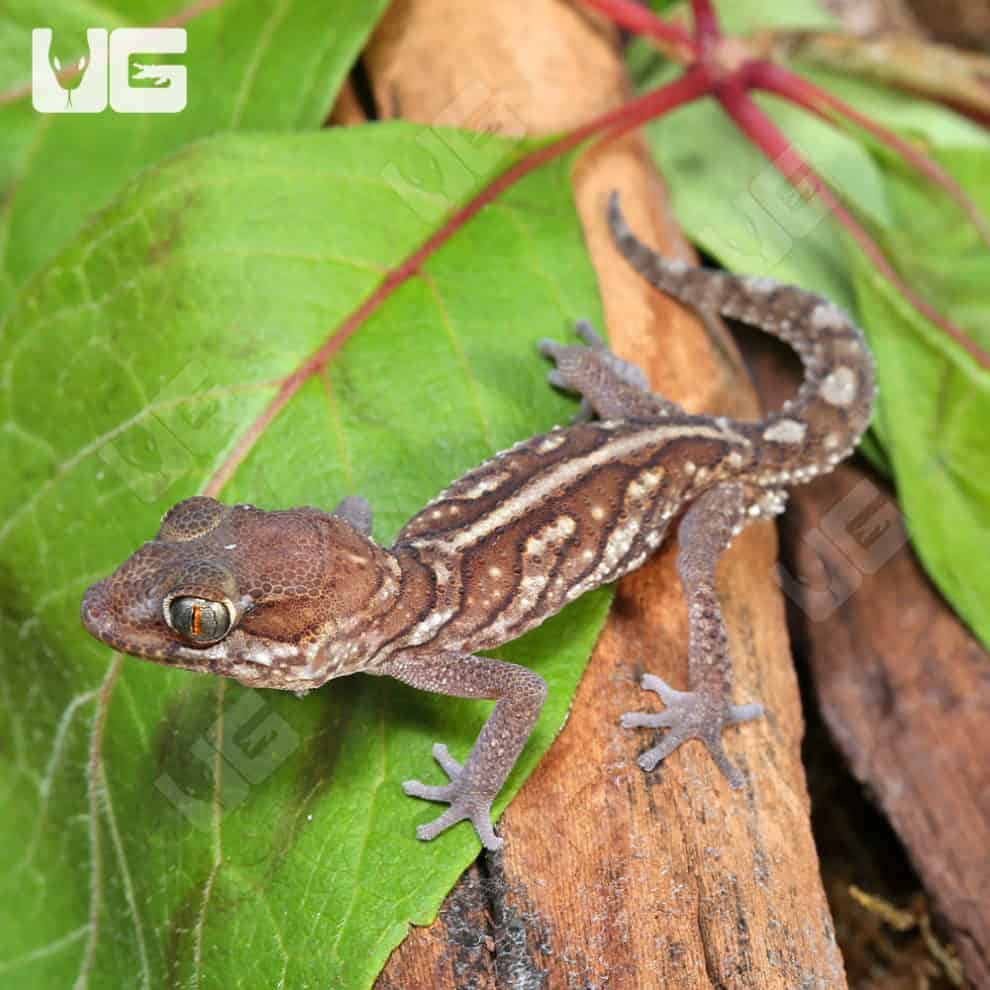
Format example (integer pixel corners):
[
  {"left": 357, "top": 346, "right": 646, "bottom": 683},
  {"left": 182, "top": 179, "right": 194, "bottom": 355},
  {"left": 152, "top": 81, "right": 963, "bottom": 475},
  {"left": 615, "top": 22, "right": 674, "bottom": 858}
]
[
  {"left": 573, "top": 319, "right": 607, "bottom": 349},
  {"left": 402, "top": 778, "right": 454, "bottom": 802},
  {"left": 636, "top": 732, "right": 684, "bottom": 772},
  {"left": 620, "top": 710, "right": 672, "bottom": 729},
  {"left": 431, "top": 742, "right": 463, "bottom": 777},
  {"left": 641, "top": 673, "right": 691, "bottom": 706},
  {"left": 729, "top": 702, "right": 764, "bottom": 725}
]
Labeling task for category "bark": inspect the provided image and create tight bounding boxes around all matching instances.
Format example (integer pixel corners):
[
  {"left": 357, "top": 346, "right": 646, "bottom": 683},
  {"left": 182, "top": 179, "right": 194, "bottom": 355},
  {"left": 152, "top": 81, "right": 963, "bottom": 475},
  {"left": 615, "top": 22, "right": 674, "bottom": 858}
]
[
  {"left": 360, "top": 2, "right": 846, "bottom": 986},
  {"left": 746, "top": 334, "right": 990, "bottom": 989}
]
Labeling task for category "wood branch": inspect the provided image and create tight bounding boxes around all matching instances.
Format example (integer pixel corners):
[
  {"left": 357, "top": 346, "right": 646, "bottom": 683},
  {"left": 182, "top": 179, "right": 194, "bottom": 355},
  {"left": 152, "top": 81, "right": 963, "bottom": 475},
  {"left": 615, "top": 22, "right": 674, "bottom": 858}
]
[
  {"left": 364, "top": 1, "right": 846, "bottom": 986},
  {"left": 745, "top": 330, "right": 990, "bottom": 988}
]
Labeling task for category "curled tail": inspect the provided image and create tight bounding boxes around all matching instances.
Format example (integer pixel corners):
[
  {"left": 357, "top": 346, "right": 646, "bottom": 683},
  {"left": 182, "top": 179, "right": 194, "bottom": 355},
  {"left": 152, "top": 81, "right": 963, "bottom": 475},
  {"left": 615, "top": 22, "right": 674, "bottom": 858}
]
[{"left": 607, "top": 191, "right": 876, "bottom": 479}]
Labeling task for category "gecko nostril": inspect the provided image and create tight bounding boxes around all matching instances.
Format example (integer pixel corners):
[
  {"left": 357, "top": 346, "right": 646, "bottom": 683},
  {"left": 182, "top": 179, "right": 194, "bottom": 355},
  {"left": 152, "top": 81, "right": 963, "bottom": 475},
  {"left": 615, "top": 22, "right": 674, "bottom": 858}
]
[{"left": 81, "top": 584, "right": 110, "bottom": 634}]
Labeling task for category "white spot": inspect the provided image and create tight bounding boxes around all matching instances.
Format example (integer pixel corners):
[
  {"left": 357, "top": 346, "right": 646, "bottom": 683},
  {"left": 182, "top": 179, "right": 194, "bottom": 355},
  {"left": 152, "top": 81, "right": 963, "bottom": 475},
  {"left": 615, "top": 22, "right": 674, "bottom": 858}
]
[
  {"left": 407, "top": 608, "right": 456, "bottom": 646},
  {"left": 488, "top": 566, "right": 503, "bottom": 579},
  {"left": 243, "top": 646, "right": 271, "bottom": 666},
  {"left": 224, "top": 543, "right": 237, "bottom": 550},
  {"left": 582, "top": 548, "right": 595, "bottom": 561},
  {"left": 743, "top": 275, "right": 776, "bottom": 293},
  {"left": 810, "top": 301, "right": 845, "bottom": 329},
  {"left": 821, "top": 366, "right": 857, "bottom": 407},
  {"left": 462, "top": 471, "right": 511, "bottom": 499},
  {"left": 823, "top": 432, "right": 841, "bottom": 450},
  {"left": 636, "top": 467, "right": 664, "bottom": 494},
  {"left": 432, "top": 560, "right": 450, "bottom": 590},
  {"left": 727, "top": 450, "right": 743, "bottom": 469},
  {"left": 591, "top": 505, "right": 606, "bottom": 521},
  {"left": 535, "top": 431, "right": 567, "bottom": 454},
  {"left": 763, "top": 418, "right": 807, "bottom": 444},
  {"left": 684, "top": 461, "right": 696, "bottom": 475},
  {"left": 547, "top": 515, "right": 577, "bottom": 540}
]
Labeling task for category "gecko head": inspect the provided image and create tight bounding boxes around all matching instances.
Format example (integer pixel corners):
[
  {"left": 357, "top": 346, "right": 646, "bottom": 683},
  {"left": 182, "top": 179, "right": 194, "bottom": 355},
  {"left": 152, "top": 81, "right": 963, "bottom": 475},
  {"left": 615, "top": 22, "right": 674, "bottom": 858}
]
[{"left": 81, "top": 496, "right": 392, "bottom": 688}]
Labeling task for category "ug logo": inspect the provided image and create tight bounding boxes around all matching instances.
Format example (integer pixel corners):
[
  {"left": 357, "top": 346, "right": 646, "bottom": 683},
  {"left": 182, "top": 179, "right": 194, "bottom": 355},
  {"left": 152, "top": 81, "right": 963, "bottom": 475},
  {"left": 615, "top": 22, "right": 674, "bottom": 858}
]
[{"left": 32, "top": 27, "right": 187, "bottom": 114}]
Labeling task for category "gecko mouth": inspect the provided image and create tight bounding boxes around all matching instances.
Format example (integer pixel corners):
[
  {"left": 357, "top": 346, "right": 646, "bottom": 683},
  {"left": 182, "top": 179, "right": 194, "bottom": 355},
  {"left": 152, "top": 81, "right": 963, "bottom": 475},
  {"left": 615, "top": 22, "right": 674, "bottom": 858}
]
[{"left": 80, "top": 581, "right": 115, "bottom": 643}]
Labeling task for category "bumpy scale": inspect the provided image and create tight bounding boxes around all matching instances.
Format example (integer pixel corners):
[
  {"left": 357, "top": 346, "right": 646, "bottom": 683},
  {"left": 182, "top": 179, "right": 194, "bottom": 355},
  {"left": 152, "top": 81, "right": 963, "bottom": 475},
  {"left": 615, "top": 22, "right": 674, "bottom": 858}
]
[{"left": 82, "top": 193, "right": 876, "bottom": 850}]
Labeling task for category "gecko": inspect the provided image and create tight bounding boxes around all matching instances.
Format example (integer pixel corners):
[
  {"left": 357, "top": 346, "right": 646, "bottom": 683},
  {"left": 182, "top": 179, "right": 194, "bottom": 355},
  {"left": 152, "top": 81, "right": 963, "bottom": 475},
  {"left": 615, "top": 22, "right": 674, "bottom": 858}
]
[{"left": 81, "top": 192, "right": 876, "bottom": 851}]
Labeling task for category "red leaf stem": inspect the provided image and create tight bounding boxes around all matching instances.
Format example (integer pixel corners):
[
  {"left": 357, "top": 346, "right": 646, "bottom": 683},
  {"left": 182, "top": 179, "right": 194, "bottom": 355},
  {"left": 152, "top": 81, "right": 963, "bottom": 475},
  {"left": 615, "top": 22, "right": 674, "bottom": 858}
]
[
  {"left": 204, "top": 68, "right": 713, "bottom": 495},
  {"left": 750, "top": 60, "right": 990, "bottom": 249},
  {"left": 690, "top": 0, "right": 721, "bottom": 48},
  {"left": 716, "top": 80, "right": 990, "bottom": 370},
  {"left": 576, "top": 0, "right": 697, "bottom": 60}
]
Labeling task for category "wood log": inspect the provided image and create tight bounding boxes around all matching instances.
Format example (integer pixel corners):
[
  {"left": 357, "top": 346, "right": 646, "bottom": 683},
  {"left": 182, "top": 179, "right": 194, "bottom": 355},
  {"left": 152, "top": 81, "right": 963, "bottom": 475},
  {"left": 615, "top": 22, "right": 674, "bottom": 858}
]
[{"left": 362, "top": 2, "right": 847, "bottom": 985}]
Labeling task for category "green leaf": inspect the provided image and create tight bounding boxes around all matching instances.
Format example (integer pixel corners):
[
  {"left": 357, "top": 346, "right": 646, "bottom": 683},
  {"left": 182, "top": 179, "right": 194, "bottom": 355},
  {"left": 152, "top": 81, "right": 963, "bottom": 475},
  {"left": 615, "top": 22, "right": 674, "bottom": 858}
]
[
  {"left": 0, "top": 0, "right": 389, "bottom": 318},
  {"left": 846, "top": 144, "right": 990, "bottom": 649},
  {"left": 850, "top": 256, "right": 990, "bottom": 648},
  {"left": 0, "top": 125, "right": 611, "bottom": 988}
]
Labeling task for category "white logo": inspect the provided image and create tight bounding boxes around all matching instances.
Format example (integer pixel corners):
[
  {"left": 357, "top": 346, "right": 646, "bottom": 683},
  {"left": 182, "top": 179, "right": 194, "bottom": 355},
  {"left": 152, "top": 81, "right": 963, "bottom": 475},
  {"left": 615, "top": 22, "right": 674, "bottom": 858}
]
[{"left": 32, "top": 28, "right": 186, "bottom": 114}]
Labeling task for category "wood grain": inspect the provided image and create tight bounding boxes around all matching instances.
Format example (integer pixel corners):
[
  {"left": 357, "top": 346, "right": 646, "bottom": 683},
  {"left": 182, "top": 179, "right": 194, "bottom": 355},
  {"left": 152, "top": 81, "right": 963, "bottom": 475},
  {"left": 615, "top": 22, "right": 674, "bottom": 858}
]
[{"left": 362, "top": 2, "right": 847, "bottom": 986}]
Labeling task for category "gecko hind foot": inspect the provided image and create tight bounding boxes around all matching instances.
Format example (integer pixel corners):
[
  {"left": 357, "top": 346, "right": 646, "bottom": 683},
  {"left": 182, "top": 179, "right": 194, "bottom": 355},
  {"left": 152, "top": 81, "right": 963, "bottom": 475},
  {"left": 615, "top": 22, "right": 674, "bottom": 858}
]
[
  {"left": 402, "top": 743, "right": 502, "bottom": 851},
  {"left": 621, "top": 673, "right": 764, "bottom": 789}
]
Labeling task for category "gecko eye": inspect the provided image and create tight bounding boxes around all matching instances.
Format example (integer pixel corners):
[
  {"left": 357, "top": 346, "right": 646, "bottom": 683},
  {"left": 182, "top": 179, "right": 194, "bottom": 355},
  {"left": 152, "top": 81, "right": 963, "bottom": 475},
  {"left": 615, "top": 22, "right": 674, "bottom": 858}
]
[{"left": 165, "top": 596, "right": 233, "bottom": 645}]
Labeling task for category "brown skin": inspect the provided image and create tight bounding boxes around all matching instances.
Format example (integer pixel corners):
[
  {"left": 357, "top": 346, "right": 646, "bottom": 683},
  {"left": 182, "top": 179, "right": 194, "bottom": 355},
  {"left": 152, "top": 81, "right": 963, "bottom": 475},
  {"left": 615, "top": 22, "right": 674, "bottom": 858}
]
[{"left": 81, "top": 498, "right": 400, "bottom": 692}]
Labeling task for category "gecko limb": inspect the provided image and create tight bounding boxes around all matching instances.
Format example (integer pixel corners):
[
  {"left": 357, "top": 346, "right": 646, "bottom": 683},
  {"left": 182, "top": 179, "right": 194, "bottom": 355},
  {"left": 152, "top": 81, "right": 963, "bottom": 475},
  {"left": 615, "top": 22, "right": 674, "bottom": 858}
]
[
  {"left": 331, "top": 495, "right": 373, "bottom": 535},
  {"left": 622, "top": 482, "right": 765, "bottom": 788},
  {"left": 539, "top": 321, "right": 686, "bottom": 421},
  {"left": 382, "top": 651, "right": 547, "bottom": 850}
]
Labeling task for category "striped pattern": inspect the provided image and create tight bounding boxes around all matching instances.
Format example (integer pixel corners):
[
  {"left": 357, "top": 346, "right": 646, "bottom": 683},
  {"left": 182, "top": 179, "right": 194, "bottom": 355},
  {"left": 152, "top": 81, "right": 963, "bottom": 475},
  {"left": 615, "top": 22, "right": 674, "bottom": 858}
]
[{"left": 370, "top": 417, "right": 748, "bottom": 663}]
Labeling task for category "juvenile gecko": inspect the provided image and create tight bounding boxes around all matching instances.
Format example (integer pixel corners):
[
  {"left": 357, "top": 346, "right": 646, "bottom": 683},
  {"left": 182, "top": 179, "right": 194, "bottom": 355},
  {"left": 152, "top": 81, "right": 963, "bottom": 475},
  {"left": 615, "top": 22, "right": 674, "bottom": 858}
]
[{"left": 81, "top": 193, "right": 875, "bottom": 850}]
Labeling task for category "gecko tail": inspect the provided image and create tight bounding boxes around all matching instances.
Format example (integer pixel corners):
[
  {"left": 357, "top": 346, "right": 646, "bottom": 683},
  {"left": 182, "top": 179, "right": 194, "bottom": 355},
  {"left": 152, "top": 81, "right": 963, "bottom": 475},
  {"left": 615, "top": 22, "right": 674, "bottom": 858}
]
[{"left": 607, "top": 190, "right": 877, "bottom": 477}]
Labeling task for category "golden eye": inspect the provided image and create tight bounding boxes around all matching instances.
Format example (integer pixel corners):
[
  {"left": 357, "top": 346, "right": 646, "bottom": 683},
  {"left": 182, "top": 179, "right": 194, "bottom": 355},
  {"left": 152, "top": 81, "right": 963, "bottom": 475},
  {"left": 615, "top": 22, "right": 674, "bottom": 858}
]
[{"left": 166, "top": 597, "right": 233, "bottom": 645}]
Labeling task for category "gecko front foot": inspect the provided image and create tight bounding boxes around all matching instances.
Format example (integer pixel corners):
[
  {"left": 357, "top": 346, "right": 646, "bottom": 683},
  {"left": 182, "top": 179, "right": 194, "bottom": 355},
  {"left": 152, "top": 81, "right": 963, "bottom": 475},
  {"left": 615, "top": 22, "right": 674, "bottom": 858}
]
[
  {"left": 621, "top": 674, "right": 764, "bottom": 789},
  {"left": 402, "top": 743, "right": 502, "bottom": 851}
]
